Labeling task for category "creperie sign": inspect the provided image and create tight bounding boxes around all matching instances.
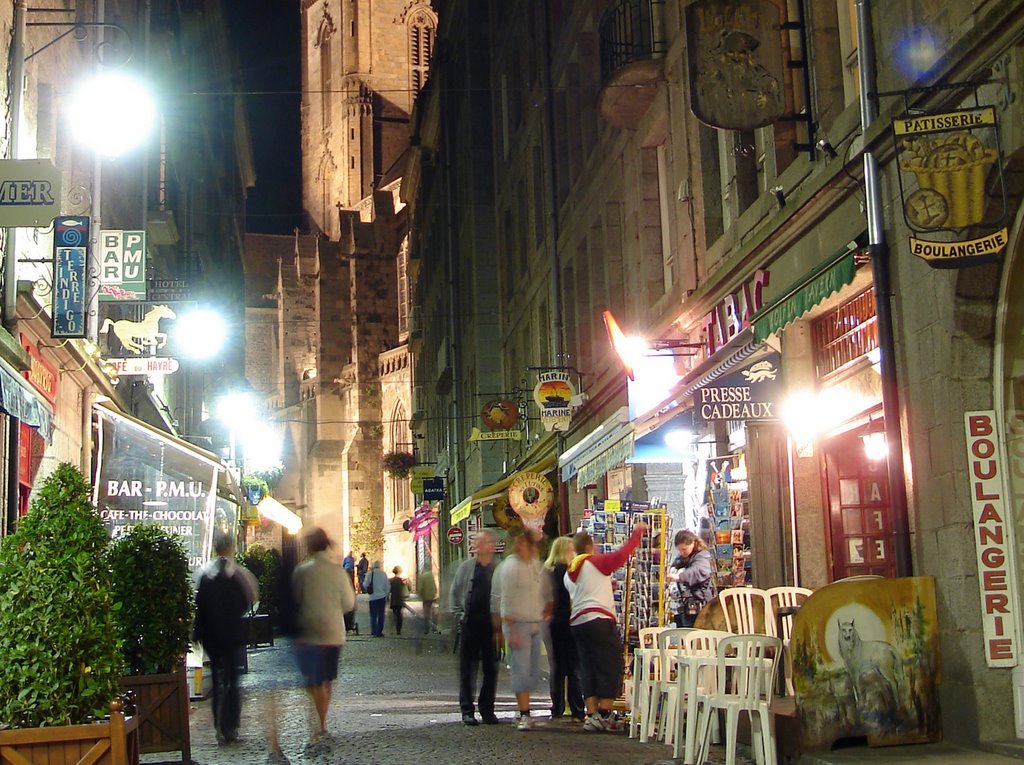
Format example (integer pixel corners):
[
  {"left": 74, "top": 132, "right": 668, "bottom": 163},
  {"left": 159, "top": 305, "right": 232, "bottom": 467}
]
[
  {"left": 20, "top": 336, "right": 57, "bottom": 405},
  {"left": 701, "top": 269, "right": 770, "bottom": 355},
  {"left": 964, "top": 411, "right": 1018, "bottom": 667}
]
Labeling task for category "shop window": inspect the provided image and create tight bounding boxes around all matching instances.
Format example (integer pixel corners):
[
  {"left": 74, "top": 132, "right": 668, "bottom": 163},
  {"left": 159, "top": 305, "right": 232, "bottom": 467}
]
[
  {"left": 835, "top": 0, "right": 860, "bottom": 106},
  {"left": 812, "top": 287, "right": 878, "bottom": 378}
]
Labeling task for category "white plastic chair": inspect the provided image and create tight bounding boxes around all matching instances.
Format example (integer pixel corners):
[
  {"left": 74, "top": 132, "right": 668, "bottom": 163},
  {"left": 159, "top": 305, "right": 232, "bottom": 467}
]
[
  {"left": 648, "top": 627, "right": 690, "bottom": 744},
  {"left": 672, "top": 629, "right": 732, "bottom": 763},
  {"left": 694, "top": 634, "right": 782, "bottom": 765},
  {"left": 766, "top": 586, "right": 812, "bottom": 696},
  {"left": 718, "top": 587, "right": 775, "bottom": 637},
  {"left": 629, "top": 626, "right": 668, "bottom": 739}
]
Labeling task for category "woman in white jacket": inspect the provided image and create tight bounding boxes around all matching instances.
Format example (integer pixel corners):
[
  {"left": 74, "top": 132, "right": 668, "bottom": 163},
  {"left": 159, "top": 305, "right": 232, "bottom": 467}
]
[{"left": 491, "top": 528, "right": 553, "bottom": 731}]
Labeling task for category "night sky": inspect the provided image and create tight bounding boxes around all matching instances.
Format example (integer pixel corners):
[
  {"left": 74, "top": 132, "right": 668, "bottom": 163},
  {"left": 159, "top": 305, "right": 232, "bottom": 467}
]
[{"left": 223, "top": 0, "right": 304, "bottom": 235}]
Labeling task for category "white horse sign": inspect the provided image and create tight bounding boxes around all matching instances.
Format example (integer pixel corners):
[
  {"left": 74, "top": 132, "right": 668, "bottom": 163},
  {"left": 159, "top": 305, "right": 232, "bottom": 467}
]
[{"left": 98, "top": 301, "right": 194, "bottom": 364}]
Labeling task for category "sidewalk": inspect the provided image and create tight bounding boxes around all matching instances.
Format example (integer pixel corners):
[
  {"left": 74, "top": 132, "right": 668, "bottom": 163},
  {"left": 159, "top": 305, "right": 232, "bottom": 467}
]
[{"left": 798, "top": 742, "right": 1024, "bottom": 764}]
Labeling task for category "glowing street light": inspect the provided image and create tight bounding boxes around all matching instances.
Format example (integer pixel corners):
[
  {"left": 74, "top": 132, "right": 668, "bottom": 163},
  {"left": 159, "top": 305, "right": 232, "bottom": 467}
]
[
  {"left": 173, "top": 308, "right": 228, "bottom": 359},
  {"left": 68, "top": 72, "right": 156, "bottom": 157}
]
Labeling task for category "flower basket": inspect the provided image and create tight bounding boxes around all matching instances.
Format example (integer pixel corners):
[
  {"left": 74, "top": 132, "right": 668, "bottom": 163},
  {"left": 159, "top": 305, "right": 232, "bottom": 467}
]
[{"left": 382, "top": 451, "right": 416, "bottom": 479}]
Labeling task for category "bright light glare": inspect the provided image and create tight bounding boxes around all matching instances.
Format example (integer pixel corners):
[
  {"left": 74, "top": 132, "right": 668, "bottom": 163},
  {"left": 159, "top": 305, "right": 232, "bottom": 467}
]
[
  {"left": 216, "top": 391, "right": 257, "bottom": 429},
  {"left": 862, "top": 432, "right": 887, "bottom": 461},
  {"left": 173, "top": 309, "right": 227, "bottom": 358},
  {"left": 894, "top": 27, "right": 940, "bottom": 79},
  {"left": 257, "top": 496, "right": 302, "bottom": 535},
  {"left": 664, "top": 429, "right": 695, "bottom": 452},
  {"left": 69, "top": 72, "right": 156, "bottom": 157},
  {"left": 782, "top": 388, "right": 877, "bottom": 442},
  {"left": 240, "top": 422, "right": 282, "bottom": 473}
]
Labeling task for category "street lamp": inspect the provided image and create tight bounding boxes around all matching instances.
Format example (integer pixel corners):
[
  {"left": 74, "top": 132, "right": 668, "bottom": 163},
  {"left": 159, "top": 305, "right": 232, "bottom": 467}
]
[
  {"left": 173, "top": 308, "right": 228, "bottom": 359},
  {"left": 68, "top": 72, "right": 156, "bottom": 158},
  {"left": 602, "top": 309, "right": 702, "bottom": 381}
]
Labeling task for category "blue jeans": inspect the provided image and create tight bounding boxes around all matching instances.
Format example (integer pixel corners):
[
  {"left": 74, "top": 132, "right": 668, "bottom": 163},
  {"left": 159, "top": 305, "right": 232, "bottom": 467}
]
[
  {"left": 503, "top": 620, "right": 542, "bottom": 693},
  {"left": 369, "top": 598, "right": 386, "bottom": 636}
]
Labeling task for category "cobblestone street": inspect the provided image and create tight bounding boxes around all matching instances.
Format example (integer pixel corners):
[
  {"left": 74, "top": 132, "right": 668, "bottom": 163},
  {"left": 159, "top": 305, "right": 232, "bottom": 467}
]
[{"left": 151, "top": 600, "right": 686, "bottom": 765}]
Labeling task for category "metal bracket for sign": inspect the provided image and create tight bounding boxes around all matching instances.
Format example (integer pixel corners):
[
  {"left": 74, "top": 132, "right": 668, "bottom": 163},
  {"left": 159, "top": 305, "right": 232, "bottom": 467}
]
[
  {"left": 778, "top": 0, "right": 817, "bottom": 161},
  {"left": 24, "top": 20, "right": 133, "bottom": 64}
]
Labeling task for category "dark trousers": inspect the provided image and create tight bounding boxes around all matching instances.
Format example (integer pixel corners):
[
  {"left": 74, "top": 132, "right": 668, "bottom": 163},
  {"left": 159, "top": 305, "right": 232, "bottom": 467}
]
[
  {"left": 391, "top": 606, "right": 404, "bottom": 635},
  {"left": 548, "top": 624, "right": 585, "bottom": 719},
  {"left": 459, "top": 617, "right": 497, "bottom": 716},
  {"left": 369, "top": 598, "right": 386, "bottom": 636},
  {"left": 209, "top": 645, "right": 243, "bottom": 737}
]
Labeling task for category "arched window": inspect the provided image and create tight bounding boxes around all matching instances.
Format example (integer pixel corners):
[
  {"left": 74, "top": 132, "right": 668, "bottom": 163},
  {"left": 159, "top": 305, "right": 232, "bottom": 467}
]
[
  {"left": 316, "top": 14, "right": 336, "bottom": 125},
  {"left": 408, "top": 8, "right": 435, "bottom": 96},
  {"left": 390, "top": 403, "right": 412, "bottom": 523}
]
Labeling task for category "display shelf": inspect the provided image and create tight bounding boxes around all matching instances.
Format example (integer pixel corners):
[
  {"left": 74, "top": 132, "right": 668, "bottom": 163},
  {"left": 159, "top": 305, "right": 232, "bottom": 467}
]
[{"left": 707, "top": 455, "right": 752, "bottom": 588}]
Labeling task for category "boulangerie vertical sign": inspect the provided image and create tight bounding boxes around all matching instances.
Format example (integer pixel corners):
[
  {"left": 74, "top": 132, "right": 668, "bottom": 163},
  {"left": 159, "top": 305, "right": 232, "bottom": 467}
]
[{"left": 964, "top": 411, "right": 1018, "bottom": 667}]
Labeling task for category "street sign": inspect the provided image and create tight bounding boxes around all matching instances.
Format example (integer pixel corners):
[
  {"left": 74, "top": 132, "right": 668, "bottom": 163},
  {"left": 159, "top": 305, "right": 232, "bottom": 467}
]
[
  {"left": 0, "top": 159, "right": 61, "bottom": 227},
  {"left": 99, "top": 230, "right": 147, "bottom": 301},
  {"left": 106, "top": 357, "right": 180, "bottom": 376},
  {"left": 52, "top": 217, "right": 90, "bottom": 338},
  {"left": 447, "top": 526, "right": 465, "bottom": 545},
  {"left": 423, "top": 477, "right": 445, "bottom": 501}
]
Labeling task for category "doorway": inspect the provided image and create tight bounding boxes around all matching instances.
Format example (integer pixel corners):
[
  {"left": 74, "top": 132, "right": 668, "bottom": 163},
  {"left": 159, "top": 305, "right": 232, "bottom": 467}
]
[{"left": 822, "top": 426, "right": 896, "bottom": 580}]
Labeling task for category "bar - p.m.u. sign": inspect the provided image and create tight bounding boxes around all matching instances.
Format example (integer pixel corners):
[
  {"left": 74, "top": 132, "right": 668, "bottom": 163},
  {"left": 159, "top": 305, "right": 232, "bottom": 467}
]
[{"left": 99, "top": 230, "right": 147, "bottom": 302}]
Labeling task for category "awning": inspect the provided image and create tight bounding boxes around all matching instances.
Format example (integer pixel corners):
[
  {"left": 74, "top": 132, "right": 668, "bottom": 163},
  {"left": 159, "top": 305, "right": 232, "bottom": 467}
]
[
  {"left": 256, "top": 496, "right": 303, "bottom": 534},
  {"left": 575, "top": 432, "right": 633, "bottom": 488},
  {"left": 0, "top": 357, "right": 53, "bottom": 441},
  {"left": 751, "top": 244, "right": 858, "bottom": 343},
  {"left": 451, "top": 453, "right": 558, "bottom": 523},
  {"left": 559, "top": 407, "right": 632, "bottom": 482}
]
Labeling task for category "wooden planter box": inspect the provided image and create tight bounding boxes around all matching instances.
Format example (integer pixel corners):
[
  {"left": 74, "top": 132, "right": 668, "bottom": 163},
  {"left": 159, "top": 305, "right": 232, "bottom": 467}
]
[
  {"left": 0, "top": 709, "right": 139, "bottom": 765},
  {"left": 119, "top": 663, "right": 190, "bottom": 764}
]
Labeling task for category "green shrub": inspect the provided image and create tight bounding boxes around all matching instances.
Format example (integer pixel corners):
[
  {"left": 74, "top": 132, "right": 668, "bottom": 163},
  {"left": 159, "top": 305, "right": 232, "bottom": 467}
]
[
  {"left": 240, "top": 544, "right": 280, "bottom": 617},
  {"left": 0, "top": 463, "right": 124, "bottom": 727},
  {"left": 109, "top": 524, "right": 194, "bottom": 675}
]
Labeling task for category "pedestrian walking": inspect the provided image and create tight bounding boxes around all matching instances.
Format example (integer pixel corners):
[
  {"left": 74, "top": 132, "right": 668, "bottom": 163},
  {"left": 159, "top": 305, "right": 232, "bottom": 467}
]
[
  {"left": 417, "top": 566, "right": 439, "bottom": 635},
  {"left": 356, "top": 552, "right": 369, "bottom": 593},
  {"left": 292, "top": 527, "right": 356, "bottom": 749},
  {"left": 389, "top": 566, "right": 410, "bottom": 635},
  {"left": 449, "top": 529, "right": 500, "bottom": 725},
  {"left": 365, "top": 560, "right": 389, "bottom": 637},
  {"left": 565, "top": 522, "right": 647, "bottom": 733},
  {"left": 193, "top": 532, "right": 258, "bottom": 745},
  {"left": 491, "top": 528, "right": 553, "bottom": 731},
  {"left": 342, "top": 550, "right": 356, "bottom": 590},
  {"left": 543, "top": 536, "right": 585, "bottom": 722}
]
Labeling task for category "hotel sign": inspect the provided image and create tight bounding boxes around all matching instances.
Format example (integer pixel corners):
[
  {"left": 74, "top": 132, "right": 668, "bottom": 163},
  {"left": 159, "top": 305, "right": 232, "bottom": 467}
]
[
  {"left": 893, "top": 106, "right": 1007, "bottom": 268},
  {"left": 964, "top": 411, "right": 1017, "bottom": 667}
]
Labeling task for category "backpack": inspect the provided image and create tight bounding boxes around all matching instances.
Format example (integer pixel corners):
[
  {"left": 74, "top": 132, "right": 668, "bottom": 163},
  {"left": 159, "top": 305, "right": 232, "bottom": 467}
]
[{"left": 195, "top": 562, "right": 249, "bottom": 654}]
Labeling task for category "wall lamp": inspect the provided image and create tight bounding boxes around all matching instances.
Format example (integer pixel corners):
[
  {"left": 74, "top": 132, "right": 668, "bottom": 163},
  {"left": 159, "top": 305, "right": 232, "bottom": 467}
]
[
  {"left": 771, "top": 186, "right": 786, "bottom": 208},
  {"left": 603, "top": 309, "right": 703, "bottom": 381},
  {"left": 817, "top": 136, "right": 838, "bottom": 160}
]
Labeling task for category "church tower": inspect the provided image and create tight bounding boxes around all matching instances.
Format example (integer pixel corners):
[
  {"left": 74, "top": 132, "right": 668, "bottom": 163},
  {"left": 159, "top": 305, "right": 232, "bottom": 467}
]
[{"left": 301, "top": 0, "right": 436, "bottom": 234}]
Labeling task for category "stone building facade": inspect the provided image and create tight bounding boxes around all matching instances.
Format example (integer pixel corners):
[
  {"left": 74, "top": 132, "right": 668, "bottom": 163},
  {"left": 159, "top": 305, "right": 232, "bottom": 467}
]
[{"left": 408, "top": 0, "right": 1024, "bottom": 745}]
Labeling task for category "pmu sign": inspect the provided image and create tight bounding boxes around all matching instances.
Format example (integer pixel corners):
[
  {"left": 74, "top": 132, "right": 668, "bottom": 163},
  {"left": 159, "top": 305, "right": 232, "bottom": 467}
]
[
  {"left": 99, "top": 230, "right": 146, "bottom": 302},
  {"left": 52, "top": 216, "right": 89, "bottom": 338},
  {"left": 964, "top": 411, "right": 1018, "bottom": 667},
  {"left": 0, "top": 160, "right": 61, "bottom": 227}
]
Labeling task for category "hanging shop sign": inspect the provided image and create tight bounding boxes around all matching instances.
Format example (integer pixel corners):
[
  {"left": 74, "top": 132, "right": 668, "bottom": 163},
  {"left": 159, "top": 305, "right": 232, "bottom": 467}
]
[
  {"left": 533, "top": 371, "right": 582, "bottom": 432},
  {"left": 685, "top": 0, "right": 786, "bottom": 131},
  {"left": 963, "top": 411, "right": 1018, "bottom": 667},
  {"left": 508, "top": 471, "right": 554, "bottom": 533},
  {"left": 447, "top": 526, "right": 465, "bottom": 545},
  {"left": 702, "top": 269, "right": 770, "bottom": 355},
  {"left": 98, "top": 301, "right": 193, "bottom": 360},
  {"left": 893, "top": 106, "right": 1007, "bottom": 267},
  {"left": 148, "top": 278, "right": 192, "bottom": 302},
  {"left": 19, "top": 336, "right": 58, "bottom": 406},
  {"left": 0, "top": 159, "right": 61, "bottom": 227},
  {"left": 99, "top": 230, "right": 147, "bottom": 301},
  {"left": 423, "top": 477, "right": 446, "bottom": 501},
  {"left": 410, "top": 465, "right": 435, "bottom": 495},
  {"left": 106, "top": 357, "right": 180, "bottom": 376},
  {"left": 470, "top": 399, "right": 523, "bottom": 441},
  {"left": 52, "top": 216, "right": 90, "bottom": 339},
  {"left": 694, "top": 352, "right": 781, "bottom": 422}
]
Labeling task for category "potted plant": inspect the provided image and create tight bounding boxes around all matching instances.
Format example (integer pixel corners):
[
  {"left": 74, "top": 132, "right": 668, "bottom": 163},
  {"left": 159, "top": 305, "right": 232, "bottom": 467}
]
[
  {"left": 241, "top": 474, "right": 270, "bottom": 505},
  {"left": 109, "top": 525, "right": 193, "bottom": 763},
  {"left": 0, "top": 463, "right": 138, "bottom": 765},
  {"left": 240, "top": 544, "right": 281, "bottom": 646},
  {"left": 382, "top": 450, "right": 416, "bottom": 479}
]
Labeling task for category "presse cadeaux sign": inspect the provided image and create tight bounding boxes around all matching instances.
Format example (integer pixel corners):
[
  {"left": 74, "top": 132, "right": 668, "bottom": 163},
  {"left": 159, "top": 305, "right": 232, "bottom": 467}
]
[{"left": 694, "top": 353, "right": 781, "bottom": 422}]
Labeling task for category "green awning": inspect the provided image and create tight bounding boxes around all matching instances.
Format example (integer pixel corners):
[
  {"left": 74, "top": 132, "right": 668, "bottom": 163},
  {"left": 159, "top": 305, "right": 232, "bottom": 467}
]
[{"left": 752, "top": 247, "right": 858, "bottom": 342}]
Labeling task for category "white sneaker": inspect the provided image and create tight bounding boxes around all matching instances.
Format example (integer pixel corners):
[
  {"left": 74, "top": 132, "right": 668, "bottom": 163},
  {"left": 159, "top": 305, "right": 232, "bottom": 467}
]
[
  {"left": 516, "top": 714, "right": 532, "bottom": 731},
  {"left": 582, "top": 714, "right": 606, "bottom": 732}
]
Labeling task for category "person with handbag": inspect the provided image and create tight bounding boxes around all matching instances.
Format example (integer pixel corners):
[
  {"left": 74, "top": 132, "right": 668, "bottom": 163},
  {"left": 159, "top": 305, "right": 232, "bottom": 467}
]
[
  {"left": 364, "top": 560, "right": 389, "bottom": 637},
  {"left": 667, "top": 529, "right": 716, "bottom": 627}
]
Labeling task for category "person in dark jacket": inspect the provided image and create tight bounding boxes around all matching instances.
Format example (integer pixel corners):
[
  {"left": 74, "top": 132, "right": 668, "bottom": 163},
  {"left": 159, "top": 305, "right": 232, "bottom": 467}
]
[
  {"left": 193, "top": 532, "right": 258, "bottom": 744},
  {"left": 543, "top": 536, "right": 585, "bottom": 721},
  {"left": 389, "top": 566, "right": 409, "bottom": 635},
  {"left": 667, "top": 529, "right": 716, "bottom": 627}
]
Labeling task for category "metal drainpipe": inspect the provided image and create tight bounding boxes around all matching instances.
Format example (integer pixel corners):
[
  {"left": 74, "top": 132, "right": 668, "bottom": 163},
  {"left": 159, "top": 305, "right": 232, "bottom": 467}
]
[
  {"left": 541, "top": 6, "right": 569, "bottom": 532},
  {"left": 855, "top": 0, "right": 912, "bottom": 576},
  {"left": 442, "top": 81, "right": 464, "bottom": 518}
]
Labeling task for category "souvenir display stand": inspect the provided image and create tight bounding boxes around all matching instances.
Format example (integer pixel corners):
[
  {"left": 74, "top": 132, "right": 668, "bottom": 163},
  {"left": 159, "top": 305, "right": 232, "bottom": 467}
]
[{"left": 706, "top": 454, "right": 752, "bottom": 587}]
